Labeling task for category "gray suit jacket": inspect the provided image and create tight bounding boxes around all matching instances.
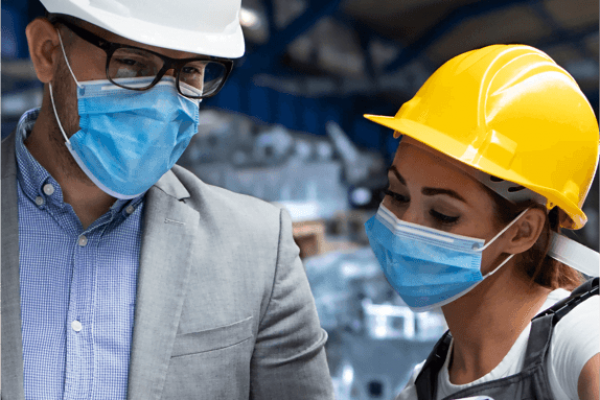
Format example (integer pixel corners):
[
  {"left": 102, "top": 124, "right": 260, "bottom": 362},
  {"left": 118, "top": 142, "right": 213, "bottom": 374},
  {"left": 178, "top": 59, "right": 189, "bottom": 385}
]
[{"left": 1, "top": 132, "right": 334, "bottom": 399}]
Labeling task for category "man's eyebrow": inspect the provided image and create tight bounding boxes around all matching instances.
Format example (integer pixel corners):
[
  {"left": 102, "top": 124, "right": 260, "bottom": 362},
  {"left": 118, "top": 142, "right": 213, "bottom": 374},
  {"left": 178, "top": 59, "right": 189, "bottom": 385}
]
[
  {"left": 387, "top": 166, "right": 406, "bottom": 185},
  {"left": 388, "top": 165, "right": 468, "bottom": 203}
]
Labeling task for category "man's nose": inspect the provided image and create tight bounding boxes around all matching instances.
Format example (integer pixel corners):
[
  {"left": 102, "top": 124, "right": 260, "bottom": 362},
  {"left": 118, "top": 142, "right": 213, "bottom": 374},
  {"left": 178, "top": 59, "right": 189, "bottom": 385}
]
[{"left": 163, "top": 68, "right": 177, "bottom": 78}]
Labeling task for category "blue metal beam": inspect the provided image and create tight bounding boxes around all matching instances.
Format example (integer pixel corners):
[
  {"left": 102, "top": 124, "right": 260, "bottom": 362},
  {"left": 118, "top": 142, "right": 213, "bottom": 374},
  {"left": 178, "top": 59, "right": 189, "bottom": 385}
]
[
  {"left": 242, "top": 0, "right": 343, "bottom": 73},
  {"left": 341, "top": 15, "right": 438, "bottom": 77},
  {"left": 355, "top": 22, "right": 377, "bottom": 81},
  {"left": 384, "top": 0, "right": 537, "bottom": 73},
  {"left": 263, "top": 0, "right": 275, "bottom": 35}
]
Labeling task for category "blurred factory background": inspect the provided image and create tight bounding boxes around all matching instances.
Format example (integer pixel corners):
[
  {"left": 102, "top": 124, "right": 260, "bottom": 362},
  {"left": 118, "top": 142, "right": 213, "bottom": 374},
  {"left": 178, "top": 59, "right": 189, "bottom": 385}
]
[{"left": 2, "top": 0, "right": 599, "bottom": 399}]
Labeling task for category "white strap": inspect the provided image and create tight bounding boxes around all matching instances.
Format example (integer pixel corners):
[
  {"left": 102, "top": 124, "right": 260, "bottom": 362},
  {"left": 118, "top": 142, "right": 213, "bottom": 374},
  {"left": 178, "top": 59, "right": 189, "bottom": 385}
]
[
  {"left": 548, "top": 232, "right": 600, "bottom": 277},
  {"left": 483, "top": 253, "right": 515, "bottom": 278},
  {"left": 480, "top": 208, "right": 529, "bottom": 251},
  {"left": 48, "top": 83, "right": 71, "bottom": 145},
  {"left": 57, "top": 30, "right": 83, "bottom": 89}
]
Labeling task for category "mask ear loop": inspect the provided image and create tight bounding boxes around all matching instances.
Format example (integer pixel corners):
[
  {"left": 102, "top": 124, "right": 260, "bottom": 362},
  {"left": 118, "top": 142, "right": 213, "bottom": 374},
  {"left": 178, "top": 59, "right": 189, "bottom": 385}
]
[
  {"left": 50, "top": 29, "right": 84, "bottom": 146},
  {"left": 483, "top": 253, "right": 515, "bottom": 278},
  {"left": 476, "top": 208, "right": 530, "bottom": 278},
  {"left": 478, "top": 208, "right": 530, "bottom": 251},
  {"left": 48, "top": 83, "right": 71, "bottom": 145},
  {"left": 56, "top": 30, "right": 83, "bottom": 89}
]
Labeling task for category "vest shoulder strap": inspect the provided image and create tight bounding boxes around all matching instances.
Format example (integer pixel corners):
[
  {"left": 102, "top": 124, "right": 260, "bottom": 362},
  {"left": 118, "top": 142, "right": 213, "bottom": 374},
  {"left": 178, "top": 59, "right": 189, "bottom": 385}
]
[
  {"left": 415, "top": 330, "right": 452, "bottom": 400},
  {"left": 523, "top": 277, "right": 598, "bottom": 377},
  {"left": 533, "top": 277, "right": 599, "bottom": 325}
]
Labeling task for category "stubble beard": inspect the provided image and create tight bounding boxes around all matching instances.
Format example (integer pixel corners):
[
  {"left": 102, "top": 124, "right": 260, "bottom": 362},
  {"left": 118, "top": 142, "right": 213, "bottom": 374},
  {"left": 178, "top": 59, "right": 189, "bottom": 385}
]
[{"left": 48, "top": 57, "right": 97, "bottom": 187}]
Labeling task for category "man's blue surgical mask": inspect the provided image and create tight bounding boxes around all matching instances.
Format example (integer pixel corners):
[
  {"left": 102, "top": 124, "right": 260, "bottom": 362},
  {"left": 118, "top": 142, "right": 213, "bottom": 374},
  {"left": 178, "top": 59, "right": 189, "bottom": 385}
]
[
  {"left": 365, "top": 204, "right": 528, "bottom": 312},
  {"left": 49, "top": 32, "right": 201, "bottom": 199}
]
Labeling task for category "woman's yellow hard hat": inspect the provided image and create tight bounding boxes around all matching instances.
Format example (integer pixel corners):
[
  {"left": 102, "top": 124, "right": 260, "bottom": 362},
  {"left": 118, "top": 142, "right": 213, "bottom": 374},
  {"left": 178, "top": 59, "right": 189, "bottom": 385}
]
[{"left": 365, "top": 44, "right": 599, "bottom": 230}]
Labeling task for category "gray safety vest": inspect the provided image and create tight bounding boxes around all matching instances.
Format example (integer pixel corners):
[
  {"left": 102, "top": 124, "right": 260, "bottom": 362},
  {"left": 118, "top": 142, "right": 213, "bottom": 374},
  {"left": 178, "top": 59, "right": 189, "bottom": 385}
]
[{"left": 415, "top": 278, "right": 599, "bottom": 400}]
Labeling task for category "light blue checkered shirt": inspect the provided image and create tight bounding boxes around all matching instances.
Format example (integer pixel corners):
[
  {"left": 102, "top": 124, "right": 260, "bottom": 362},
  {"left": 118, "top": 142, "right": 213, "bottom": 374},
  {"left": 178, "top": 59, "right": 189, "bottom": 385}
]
[{"left": 17, "top": 109, "right": 145, "bottom": 400}]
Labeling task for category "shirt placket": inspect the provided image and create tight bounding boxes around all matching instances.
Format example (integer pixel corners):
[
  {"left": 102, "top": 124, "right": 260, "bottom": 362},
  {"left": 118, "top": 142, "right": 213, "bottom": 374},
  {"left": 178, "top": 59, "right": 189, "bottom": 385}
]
[
  {"left": 63, "top": 213, "right": 114, "bottom": 400},
  {"left": 63, "top": 228, "right": 94, "bottom": 400}
]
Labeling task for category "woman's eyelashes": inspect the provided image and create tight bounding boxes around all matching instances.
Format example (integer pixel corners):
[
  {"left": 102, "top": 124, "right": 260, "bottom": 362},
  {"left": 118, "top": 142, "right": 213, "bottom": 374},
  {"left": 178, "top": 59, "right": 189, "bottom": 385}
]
[
  {"left": 383, "top": 188, "right": 408, "bottom": 205},
  {"left": 429, "top": 209, "right": 460, "bottom": 225},
  {"left": 384, "top": 188, "right": 460, "bottom": 225}
]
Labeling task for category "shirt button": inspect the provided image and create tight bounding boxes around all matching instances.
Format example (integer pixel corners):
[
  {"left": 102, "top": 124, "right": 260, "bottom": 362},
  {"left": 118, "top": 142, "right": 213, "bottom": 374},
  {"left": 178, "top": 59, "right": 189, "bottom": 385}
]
[
  {"left": 125, "top": 205, "right": 135, "bottom": 215},
  {"left": 35, "top": 196, "right": 45, "bottom": 206},
  {"left": 78, "top": 235, "right": 88, "bottom": 247},
  {"left": 43, "top": 184, "right": 55, "bottom": 196},
  {"left": 71, "top": 320, "right": 83, "bottom": 332}
]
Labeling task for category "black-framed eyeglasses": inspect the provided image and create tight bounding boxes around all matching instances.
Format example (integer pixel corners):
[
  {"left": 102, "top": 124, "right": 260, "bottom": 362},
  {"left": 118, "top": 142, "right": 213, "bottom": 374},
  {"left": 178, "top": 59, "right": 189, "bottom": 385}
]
[{"left": 55, "top": 19, "right": 234, "bottom": 99}]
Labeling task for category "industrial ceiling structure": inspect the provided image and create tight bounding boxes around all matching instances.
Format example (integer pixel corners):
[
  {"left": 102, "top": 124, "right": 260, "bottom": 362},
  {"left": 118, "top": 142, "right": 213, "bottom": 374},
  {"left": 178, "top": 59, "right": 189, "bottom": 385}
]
[
  {"left": 194, "top": 0, "right": 599, "bottom": 161},
  {"left": 2, "top": 0, "right": 599, "bottom": 157},
  {"left": 238, "top": 0, "right": 598, "bottom": 102}
]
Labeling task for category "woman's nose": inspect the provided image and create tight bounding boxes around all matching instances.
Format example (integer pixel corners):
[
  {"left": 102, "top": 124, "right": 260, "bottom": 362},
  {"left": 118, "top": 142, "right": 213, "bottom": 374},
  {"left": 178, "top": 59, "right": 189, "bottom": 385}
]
[{"left": 398, "top": 205, "right": 423, "bottom": 226}]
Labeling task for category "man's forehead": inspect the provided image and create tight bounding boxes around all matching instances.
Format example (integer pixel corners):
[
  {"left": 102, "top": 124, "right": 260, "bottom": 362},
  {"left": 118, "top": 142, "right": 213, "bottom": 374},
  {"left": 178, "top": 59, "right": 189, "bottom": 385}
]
[{"left": 65, "top": 17, "right": 210, "bottom": 59}]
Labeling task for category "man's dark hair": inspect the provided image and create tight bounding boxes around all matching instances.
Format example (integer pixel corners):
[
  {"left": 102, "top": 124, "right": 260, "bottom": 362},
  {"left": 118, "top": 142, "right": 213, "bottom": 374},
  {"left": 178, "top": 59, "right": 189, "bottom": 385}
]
[{"left": 46, "top": 12, "right": 84, "bottom": 26}]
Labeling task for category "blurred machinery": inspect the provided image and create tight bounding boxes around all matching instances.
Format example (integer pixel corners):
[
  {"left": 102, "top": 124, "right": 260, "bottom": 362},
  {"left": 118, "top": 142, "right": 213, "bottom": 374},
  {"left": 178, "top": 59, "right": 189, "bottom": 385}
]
[
  {"left": 1, "top": 60, "right": 43, "bottom": 137},
  {"left": 177, "top": 110, "right": 388, "bottom": 223},
  {"left": 304, "top": 247, "right": 447, "bottom": 400}
]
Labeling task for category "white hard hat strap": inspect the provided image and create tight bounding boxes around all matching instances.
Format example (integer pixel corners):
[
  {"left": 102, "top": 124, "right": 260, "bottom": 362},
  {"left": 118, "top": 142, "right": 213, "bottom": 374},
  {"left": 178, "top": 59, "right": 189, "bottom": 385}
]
[{"left": 549, "top": 233, "right": 600, "bottom": 277}]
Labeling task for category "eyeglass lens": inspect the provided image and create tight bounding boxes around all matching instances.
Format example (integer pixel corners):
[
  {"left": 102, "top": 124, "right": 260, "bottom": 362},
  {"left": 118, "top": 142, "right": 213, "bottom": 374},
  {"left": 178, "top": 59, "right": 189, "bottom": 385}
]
[{"left": 107, "top": 47, "right": 227, "bottom": 98}]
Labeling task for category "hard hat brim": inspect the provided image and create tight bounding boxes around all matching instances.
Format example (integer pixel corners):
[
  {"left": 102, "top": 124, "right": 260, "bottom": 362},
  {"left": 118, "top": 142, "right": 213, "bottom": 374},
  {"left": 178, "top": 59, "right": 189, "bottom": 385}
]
[{"left": 364, "top": 113, "right": 586, "bottom": 229}]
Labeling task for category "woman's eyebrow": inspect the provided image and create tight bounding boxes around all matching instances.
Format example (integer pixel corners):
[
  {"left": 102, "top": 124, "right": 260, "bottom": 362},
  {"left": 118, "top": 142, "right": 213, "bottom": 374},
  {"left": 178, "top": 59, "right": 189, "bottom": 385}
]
[
  {"left": 388, "top": 165, "right": 468, "bottom": 203},
  {"left": 421, "top": 187, "right": 467, "bottom": 203},
  {"left": 387, "top": 165, "right": 406, "bottom": 185}
]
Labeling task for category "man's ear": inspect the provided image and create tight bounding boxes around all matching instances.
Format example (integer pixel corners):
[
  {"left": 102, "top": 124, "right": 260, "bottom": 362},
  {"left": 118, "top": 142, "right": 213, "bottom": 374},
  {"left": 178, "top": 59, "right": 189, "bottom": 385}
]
[
  {"left": 25, "top": 18, "right": 61, "bottom": 84},
  {"left": 504, "top": 207, "right": 547, "bottom": 255}
]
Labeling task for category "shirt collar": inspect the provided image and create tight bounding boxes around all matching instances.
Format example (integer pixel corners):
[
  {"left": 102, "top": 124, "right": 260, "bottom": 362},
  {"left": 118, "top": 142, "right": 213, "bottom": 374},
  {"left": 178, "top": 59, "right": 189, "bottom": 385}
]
[{"left": 15, "top": 108, "right": 144, "bottom": 217}]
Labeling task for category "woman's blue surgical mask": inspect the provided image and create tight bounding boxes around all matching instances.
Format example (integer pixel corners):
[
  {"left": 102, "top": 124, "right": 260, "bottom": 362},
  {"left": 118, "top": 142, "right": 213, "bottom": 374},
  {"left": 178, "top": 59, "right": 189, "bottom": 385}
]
[
  {"left": 49, "top": 31, "right": 201, "bottom": 199},
  {"left": 365, "top": 204, "right": 528, "bottom": 312}
]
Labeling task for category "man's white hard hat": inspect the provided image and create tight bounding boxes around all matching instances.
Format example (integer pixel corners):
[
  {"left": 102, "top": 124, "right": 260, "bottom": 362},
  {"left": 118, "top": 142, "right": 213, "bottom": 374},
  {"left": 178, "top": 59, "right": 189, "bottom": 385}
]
[{"left": 40, "top": 0, "right": 245, "bottom": 58}]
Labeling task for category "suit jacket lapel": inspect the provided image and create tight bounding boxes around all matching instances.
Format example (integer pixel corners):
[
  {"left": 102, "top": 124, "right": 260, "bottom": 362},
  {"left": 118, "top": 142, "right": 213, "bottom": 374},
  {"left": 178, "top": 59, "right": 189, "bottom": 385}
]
[
  {"left": 1, "top": 133, "right": 26, "bottom": 400},
  {"left": 127, "top": 173, "right": 198, "bottom": 400},
  {"left": 1, "top": 132, "right": 198, "bottom": 400}
]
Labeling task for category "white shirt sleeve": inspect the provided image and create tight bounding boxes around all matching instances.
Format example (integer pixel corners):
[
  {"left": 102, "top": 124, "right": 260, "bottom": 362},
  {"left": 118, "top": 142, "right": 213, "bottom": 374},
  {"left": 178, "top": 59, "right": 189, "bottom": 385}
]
[{"left": 548, "top": 295, "right": 600, "bottom": 399}]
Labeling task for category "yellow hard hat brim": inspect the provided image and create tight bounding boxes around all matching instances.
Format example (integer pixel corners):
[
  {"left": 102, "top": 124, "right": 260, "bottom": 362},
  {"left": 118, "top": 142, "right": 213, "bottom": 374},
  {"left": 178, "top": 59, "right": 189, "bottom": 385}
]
[{"left": 363, "top": 113, "right": 587, "bottom": 229}]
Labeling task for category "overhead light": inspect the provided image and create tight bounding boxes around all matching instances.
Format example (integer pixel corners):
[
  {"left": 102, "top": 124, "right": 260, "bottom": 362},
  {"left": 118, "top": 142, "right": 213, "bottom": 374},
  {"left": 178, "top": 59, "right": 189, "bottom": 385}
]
[
  {"left": 350, "top": 187, "right": 372, "bottom": 206},
  {"left": 240, "top": 7, "right": 260, "bottom": 29},
  {"left": 342, "top": 363, "right": 354, "bottom": 385}
]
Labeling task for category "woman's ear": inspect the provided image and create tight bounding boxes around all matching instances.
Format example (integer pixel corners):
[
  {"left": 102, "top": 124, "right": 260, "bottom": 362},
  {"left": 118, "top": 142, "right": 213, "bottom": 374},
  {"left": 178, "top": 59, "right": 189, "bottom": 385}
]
[
  {"left": 25, "top": 18, "right": 61, "bottom": 84},
  {"left": 504, "top": 207, "right": 547, "bottom": 255}
]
